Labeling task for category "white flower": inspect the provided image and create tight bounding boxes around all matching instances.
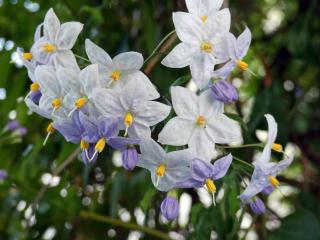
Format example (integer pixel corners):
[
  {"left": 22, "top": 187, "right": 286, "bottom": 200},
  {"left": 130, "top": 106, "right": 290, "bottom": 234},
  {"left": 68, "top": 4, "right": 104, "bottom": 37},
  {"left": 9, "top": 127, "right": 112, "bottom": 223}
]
[
  {"left": 91, "top": 75, "right": 171, "bottom": 139},
  {"left": 85, "top": 39, "right": 145, "bottom": 90},
  {"left": 212, "top": 27, "right": 252, "bottom": 79},
  {"left": 158, "top": 86, "right": 241, "bottom": 161},
  {"left": 32, "top": 8, "right": 83, "bottom": 67},
  {"left": 137, "top": 139, "right": 192, "bottom": 191},
  {"left": 56, "top": 64, "right": 102, "bottom": 116},
  {"left": 161, "top": 9, "right": 231, "bottom": 89},
  {"left": 185, "top": 0, "right": 223, "bottom": 22}
]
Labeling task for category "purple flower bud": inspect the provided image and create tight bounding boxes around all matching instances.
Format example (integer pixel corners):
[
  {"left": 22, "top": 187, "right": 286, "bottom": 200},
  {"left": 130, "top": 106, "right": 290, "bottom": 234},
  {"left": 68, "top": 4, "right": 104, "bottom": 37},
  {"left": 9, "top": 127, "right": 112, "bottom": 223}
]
[
  {"left": 160, "top": 196, "right": 179, "bottom": 220},
  {"left": 250, "top": 198, "right": 265, "bottom": 215},
  {"left": 6, "top": 120, "right": 20, "bottom": 131},
  {"left": 0, "top": 170, "right": 8, "bottom": 180},
  {"left": 122, "top": 147, "right": 138, "bottom": 170},
  {"left": 210, "top": 80, "right": 238, "bottom": 103},
  {"left": 16, "top": 127, "right": 27, "bottom": 137},
  {"left": 262, "top": 185, "right": 274, "bottom": 195},
  {"left": 30, "top": 90, "right": 42, "bottom": 104}
]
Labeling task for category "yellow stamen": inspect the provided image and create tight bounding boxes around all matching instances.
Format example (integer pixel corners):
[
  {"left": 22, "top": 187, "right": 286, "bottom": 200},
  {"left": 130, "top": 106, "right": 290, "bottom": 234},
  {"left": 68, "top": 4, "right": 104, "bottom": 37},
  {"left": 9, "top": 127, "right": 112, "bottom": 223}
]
[
  {"left": 30, "top": 82, "right": 40, "bottom": 92},
  {"left": 196, "top": 115, "right": 206, "bottom": 126},
  {"left": 95, "top": 137, "right": 106, "bottom": 153},
  {"left": 201, "top": 15, "right": 208, "bottom": 22},
  {"left": 206, "top": 179, "right": 216, "bottom": 193},
  {"left": 46, "top": 122, "right": 55, "bottom": 133},
  {"left": 75, "top": 98, "right": 87, "bottom": 109},
  {"left": 80, "top": 139, "right": 89, "bottom": 150},
  {"left": 124, "top": 112, "right": 134, "bottom": 127},
  {"left": 237, "top": 60, "right": 249, "bottom": 71},
  {"left": 200, "top": 42, "right": 213, "bottom": 53},
  {"left": 268, "top": 176, "right": 280, "bottom": 187},
  {"left": 272, "top": 143, "right": 283, "bottom": 153},
  {"left": 23, "top": 52, "right": 33, "bottom": 60},
  {"left": 110, "top": 71, "right": 121, "bottom": 81},
  {"left": 42, "top": 43, "right": 57, "bottom": 53},
  {"left": 156, "top": 164, "right": 166, "bottom": 177},
  {"left": 51, "top": 98, "right": 62, "bottom": 109}
]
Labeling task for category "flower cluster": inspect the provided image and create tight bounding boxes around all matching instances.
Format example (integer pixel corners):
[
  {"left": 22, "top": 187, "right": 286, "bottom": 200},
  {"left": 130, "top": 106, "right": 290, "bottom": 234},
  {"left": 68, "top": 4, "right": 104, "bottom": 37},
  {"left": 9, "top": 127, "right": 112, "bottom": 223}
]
[{"left": 19, "top": 1, "right": 292, "bottom": 221}]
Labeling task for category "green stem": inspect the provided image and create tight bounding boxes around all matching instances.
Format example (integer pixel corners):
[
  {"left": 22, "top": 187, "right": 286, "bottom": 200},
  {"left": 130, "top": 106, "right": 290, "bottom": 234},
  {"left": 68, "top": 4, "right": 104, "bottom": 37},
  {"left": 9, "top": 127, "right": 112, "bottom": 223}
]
[
  {"left": 74, "top": 54, "right": 91, "bottom": 63},
  {"left": 233, "top": 156, "right": 254, "bottom": 169},
  {"left": 80, "top": 211, "right": 171, "bottom": 240},
  {"left": 143, "top": 30, "right": 176, "bottom": 65},
  {"left": 217, "top": 143, "right": 263, "bottom": 149}
]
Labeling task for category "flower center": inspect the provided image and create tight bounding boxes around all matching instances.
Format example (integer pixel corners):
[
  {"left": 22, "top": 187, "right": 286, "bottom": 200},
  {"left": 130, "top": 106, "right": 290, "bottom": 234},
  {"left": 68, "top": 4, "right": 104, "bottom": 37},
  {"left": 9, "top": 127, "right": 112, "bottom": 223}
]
[
  {"left": 46, "top": 122, "right": 55, "bottom": 134},
  {"left": 23, "top": 52, "right": 33, "bottom": 60},
  {"left": 200, "top": 15, "right": 208, "bottom": 22},
  {"left": 237, "top": 60, "right": 249, "bottom": 71},
  {"left": 268, "top": 176, "right": 280, "bottom": 187},
  {"left": 51, "top": 98, "right": 62, "bottom": 109},
  {"left": 110, "top": 71, "right": 121, "bottom": 81},
  {"left": 75, "top": 97, "right": 87, "bottom": 109},
  {"left": 272, "top": 143, "right": 283, "bottom": 153},
  {"left": 30, "top": 82, "right": 40, "bottom": 92},
  {"left": 200, "top": 42, "right": 213, "bottom": 53},
  {"left": 196, "top": 115, "right": 206, "bottom": 126},
  {"left": 42, "top": 43, "right": 57, "bottom": 53},
  {"left": 95, "top": 137, "right": 106, "bottom": 153},
  {"left": 206, "top": 179, "right": 216, "bottom": 193},
  {"left": 156, "top": 164, "right": 166, "bottom": 177},
  {"left": 80, "top": 139, "right": 89, "bottom": 150}
]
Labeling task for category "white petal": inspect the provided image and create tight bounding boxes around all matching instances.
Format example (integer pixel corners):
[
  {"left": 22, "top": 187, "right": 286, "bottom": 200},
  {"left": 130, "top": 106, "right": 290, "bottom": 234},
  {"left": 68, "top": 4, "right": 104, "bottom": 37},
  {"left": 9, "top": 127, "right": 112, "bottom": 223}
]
[
  {"left": 43, "top": 8, "right": 60, "bottom": 42},
  {"left": 119, "top": 74, "right": 159, "bottom": 109},
  {"left": 198, "top": 89, "right": 223, "bottom": 118},
  {"left": 91, "top": 88, "right": 123, "bottom": 117},
  {"left": 186, "top": 0, "right": 223, "bottom": 16},
  {"left": 189, "top": 127, "right": 217, "bottom": 162},
  {"left": 172, "top": 12, "right": 204, "bottom": 44},
  {"left": 127, "top": 121, "right": 151, "bottom": 139},
  {"left": 79, "top": 64, "right": 100, "bottom": 97},
  {"left": 161, "top": 42, "right": 198, "bottom": 68},
  {"left": 53, "top": 50, "right": 79, "bottom": 71},
  {"left": 25, "top": 98, "right": 51, "bottom": 119},
  {"left": 205, "top": 8, "right": 231, "bottom": 35},
  {"left": 135, "top": 101, "right": 171, "bottom": 126},
  {"left": 206, "top": 114, "right": 242, "bottom": 143},
  {"left": 85, "top": 39, "right": 113, "bottom": 67},
  {"left": 190, "top": 53, "right": 214, "bottom": 90},
  {"left": 226, "top": 32, "right": 238, "bottom": 60},
  {"left": 166, "top": 148, "right": 193, "bottom": 168},
  {"left": 56, "top": 66, "right": 81, "bottom": 94},
  {"left": 56, "top": 22, "right": 83, "bottom": 50},
  {"left": 259, "top": 114, "right": 278, "bottom": 163},
  {"left": 237, "top": 27, "right": 252, "bottom": 59},
  {"left": 158, "top": 117, "right": 194, "bottom": 146},
  {"left": 139, "top": 139, "right": 166, "bottom": 163},
  {"left": 35, "top": 66, "right": 60, "bottom": 98},
  {"left": 170, "top": 86, "right": 198, "bottom": 119},
  {"left": 113, "top": 52, "right": 143, "bottom": 71}
]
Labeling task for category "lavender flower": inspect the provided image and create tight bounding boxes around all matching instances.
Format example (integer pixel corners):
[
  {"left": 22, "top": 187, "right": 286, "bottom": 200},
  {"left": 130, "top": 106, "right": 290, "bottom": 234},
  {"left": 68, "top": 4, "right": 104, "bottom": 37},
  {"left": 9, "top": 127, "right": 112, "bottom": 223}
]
[
  {"left": 160, "top": 196, "right": 179, "bottom": 221},
  {"left": 210, "top": 80, "right": 238, "bottom": 103},
  {"left": 0, "top": 170, "right": 8, "bottom": 180},
  {"left": 249, "top": 198, "right": 266, "bottom": 215},
  {"left": 175, "top": 154, "right": 232, "bottom": 205},
  {"left": 5, "top": 120, "right": 20, "bottom": 131},
  {"left": 16, "top": 127, "right": 28, "bottom": 137}
]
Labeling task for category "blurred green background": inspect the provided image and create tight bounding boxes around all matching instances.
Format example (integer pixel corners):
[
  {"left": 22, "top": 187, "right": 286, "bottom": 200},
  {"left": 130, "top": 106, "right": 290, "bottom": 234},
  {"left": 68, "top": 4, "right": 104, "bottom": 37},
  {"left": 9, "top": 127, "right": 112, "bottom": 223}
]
[{"left": 0, "top": 0, "right": 319, "bottom": 239}]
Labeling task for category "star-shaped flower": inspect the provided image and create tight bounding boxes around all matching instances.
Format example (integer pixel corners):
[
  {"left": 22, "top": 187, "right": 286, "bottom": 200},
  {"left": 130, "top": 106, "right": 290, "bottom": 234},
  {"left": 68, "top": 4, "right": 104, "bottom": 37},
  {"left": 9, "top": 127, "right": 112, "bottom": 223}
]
[
  {"left": 137, "top": 139, "right": 192, "bottom": 192},
  {"left": 92, "top": 75, "right": 171, "bottom": 139},
  {"left": 158, "top": 86, "right": 241, "bottom": 161},
  {"left": 161, "top": 9, "right": 231, "bottom": 89},
  {"left": 32, "top": 8, "right": 83, "bottom": 67},
  {"left": 212, "top": 27, "right": 252, "bottom": 79},
  {"left": 85, "top": 39, "right": 146, "bottom": 90},
  {"left": 238, "top": 114, "right": 293, "bottom": 202}
]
